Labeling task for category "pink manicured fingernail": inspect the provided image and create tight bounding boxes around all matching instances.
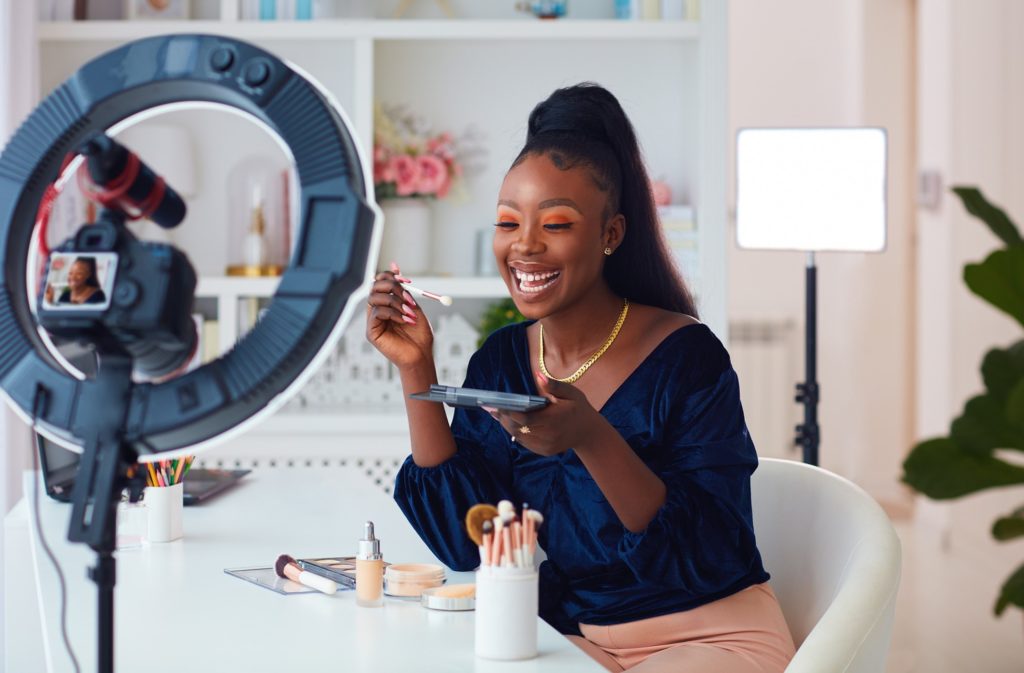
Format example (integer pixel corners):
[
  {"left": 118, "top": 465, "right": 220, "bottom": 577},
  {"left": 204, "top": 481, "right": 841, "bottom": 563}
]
[
  {"left": 480, "top": 406, "right": 498, "bottom": 413},
  {"left": 396, "top": 274, "right": 412, "bottom": 283},
  {"left": 403, "top": 290, "right": 417, "bottom": 307},
  {"left": 390, "top": 261, "right": 400, "bottom": 273},
  {"left": 401, "top": 304, "right": 416, "bottom": 318},
  {"left": 536, "top": 371, "right": 548, "bottom": 384},
  {"left": 402, "top": 315, "right": 416, "bottom": 325}
]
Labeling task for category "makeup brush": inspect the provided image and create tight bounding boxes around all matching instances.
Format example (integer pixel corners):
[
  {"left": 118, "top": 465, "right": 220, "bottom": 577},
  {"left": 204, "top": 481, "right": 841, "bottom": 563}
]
[
  {"left": 522, "top": 503, "right": 531, "bottom": 556},
  {"left": 275, "top": 554, "right": 338, "bottom": 595},
  {"left": 481, "top": 520, "right": 494, "bottom": 568},
  {"left": 511, "top": 518, "right": 524, "bottom": 568},
  {"left": 402, "top": 283, "right": 453, "bottom": 307},
  {"left": 500, "top": 511, "right": 515, "bottom": 567},
  {"left": 490, "top": 515, "right": 504, "bottom": 567},
  {"left": 525, "top": 509, "right": 544, "bottom": 559}
]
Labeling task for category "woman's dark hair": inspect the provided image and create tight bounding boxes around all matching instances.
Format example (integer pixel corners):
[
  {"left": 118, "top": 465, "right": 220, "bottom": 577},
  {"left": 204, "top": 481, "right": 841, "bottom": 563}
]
[
  {"left": 73, "top": 256, "right": 101, "bottom": 288},
  {"left": 511, "top": 83, "right": 697, "bottom": 317}
]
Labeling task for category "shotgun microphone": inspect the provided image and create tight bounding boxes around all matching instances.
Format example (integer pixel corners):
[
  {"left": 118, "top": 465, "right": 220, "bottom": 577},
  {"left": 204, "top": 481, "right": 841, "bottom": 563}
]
[{"left": 77, "top": 133, "right": 187, "bottom": 229}]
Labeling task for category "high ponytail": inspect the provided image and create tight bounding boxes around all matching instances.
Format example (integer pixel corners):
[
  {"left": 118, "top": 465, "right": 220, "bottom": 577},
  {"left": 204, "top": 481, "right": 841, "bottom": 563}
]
[{"left": 511, "top": 83, "right": 697, "bottom": 317}]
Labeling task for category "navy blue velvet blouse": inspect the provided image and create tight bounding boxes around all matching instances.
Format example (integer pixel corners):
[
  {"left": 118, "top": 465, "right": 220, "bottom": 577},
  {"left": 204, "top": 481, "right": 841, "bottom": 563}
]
[{"left": 394, "top": 321, "right": 769, "bottom": 635}]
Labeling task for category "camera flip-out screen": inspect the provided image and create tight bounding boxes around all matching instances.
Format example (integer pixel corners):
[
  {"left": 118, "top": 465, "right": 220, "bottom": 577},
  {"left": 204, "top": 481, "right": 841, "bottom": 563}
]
[{"left": 42, "top": 253, "right": 118, "bottom": 311}]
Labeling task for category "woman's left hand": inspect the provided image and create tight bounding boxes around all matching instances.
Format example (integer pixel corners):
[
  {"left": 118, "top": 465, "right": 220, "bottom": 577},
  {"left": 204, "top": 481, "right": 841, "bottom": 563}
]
[{"left": 484, "top": 372, "right": 604, "bottom": 456}]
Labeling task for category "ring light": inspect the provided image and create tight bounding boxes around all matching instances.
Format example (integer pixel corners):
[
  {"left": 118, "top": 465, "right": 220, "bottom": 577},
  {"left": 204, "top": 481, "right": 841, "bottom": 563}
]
[{"left": 0, "top": 34, "right": 379, "bottom": 455}]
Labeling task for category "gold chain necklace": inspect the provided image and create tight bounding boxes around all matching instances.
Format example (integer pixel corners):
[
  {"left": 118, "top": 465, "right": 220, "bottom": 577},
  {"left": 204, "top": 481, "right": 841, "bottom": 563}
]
[{"left": 538, "top": 298, "right": 629, "bottom": 384}]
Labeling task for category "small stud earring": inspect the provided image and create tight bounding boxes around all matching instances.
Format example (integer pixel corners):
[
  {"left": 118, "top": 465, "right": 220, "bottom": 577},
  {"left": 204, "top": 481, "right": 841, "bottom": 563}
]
[{"left": 603, "top": 247, "right": 612, "bottom": 256}]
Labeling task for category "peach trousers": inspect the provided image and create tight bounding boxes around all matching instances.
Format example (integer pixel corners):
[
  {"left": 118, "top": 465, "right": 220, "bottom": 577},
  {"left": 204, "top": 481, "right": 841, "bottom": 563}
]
[{"left": 566, "top": 583, "right": 796, "bottom": 672}]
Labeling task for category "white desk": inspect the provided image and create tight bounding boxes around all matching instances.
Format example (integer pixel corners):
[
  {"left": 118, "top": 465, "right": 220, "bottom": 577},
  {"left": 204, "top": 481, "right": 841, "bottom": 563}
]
[{"left": 4, "top": 468, "right": 600, "bottom": 673}]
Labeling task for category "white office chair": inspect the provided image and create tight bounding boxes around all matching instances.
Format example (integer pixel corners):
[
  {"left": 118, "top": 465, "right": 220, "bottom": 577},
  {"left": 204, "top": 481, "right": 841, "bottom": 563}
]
[{"left": 751, "top": 458, "right": 901, "bottom": 673}]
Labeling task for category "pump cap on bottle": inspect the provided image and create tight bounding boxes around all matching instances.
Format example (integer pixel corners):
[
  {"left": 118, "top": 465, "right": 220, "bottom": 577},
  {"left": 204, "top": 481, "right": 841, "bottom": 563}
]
[{"left": 358, "top": 521, "right": 382, "bottom": 560}]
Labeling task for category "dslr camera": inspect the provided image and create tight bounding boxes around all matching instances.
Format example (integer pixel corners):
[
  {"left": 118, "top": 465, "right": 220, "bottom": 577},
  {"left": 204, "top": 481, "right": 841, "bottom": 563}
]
[{"left": 37, "top": 133, "right": 197, "bottom": 378}]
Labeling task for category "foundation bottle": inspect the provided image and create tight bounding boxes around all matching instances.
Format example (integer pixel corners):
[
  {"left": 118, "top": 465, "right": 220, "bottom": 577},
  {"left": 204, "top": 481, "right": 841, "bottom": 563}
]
[{"left": 356, "top": 521, "right": 384, "bottom": 607}]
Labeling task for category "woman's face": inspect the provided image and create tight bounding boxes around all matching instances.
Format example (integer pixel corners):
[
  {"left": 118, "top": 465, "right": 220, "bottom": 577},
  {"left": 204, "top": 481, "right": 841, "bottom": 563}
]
[
  {"left": 493, "top": 153, "right": 622, "bottom": 320},
  {"left": 67, "top": 261, "right": 91, "bottom": 290}
]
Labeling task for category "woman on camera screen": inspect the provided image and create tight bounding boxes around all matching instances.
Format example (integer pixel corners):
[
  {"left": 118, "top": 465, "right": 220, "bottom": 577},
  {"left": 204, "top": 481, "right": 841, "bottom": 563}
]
[
  {"left": 367, "top": 83, "right": 795, "bottom": 672},
  {"left": 46, "top": 256, "right": 107, "bottom": 306}
]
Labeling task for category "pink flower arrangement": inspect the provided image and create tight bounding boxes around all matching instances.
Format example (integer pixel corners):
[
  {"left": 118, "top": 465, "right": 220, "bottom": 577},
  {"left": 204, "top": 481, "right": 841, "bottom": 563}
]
[{"left": 373, "top": 104, "right": 464, "bottom": 201}]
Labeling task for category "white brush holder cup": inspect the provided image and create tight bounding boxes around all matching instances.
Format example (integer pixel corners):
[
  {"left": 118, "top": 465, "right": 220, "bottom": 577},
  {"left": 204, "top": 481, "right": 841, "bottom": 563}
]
[{"left": 474, "top": 567, "right": 538, "bottom": 660}]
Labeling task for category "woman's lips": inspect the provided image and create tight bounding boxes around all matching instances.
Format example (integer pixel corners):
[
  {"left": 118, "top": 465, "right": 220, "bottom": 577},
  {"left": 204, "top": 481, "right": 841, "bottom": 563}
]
[{"left": 510, "top": 267, "right": 561, "bottom": 296}]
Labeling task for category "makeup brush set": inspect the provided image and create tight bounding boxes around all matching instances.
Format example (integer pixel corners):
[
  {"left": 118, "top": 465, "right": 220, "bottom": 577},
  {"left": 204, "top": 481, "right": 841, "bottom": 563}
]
[
  {"left": 467, "top": 501, "right": 545, "bottom": 661},
  {"left": 465, "top": 500, "right": 543, "bottom": 569}
]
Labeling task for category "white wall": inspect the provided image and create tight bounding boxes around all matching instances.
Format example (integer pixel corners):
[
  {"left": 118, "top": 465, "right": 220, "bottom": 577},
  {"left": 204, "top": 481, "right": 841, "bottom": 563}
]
[
  {"left": 1, "top": 2, "right": 40, "bottom": 667},
  {"left": 916, "top": 0, "right": 1024, "bottom": 569},
  {"left": 0, "top": 0, "right": 39, "bottom": 514},
  {"left": 728, "top": 0, "right": 916, "bottom": 505}
]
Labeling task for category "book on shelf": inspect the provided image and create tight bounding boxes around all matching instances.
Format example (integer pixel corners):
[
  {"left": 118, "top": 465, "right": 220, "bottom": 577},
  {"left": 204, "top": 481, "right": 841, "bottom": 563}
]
[
  {"left": 616, "top": 0, "right": 696, "bottom": 20},
  {"left": 187, "top": 314, "right": 204, "bottom": 372},
  {"left": 658, "top": 204, "right": 699, "bottom": 287},
  {"left": 241, "top": 0, "right": 329, "bottom": 20},
  {"left": 237, "top": 297, "right": 265, "bottom": 338},
  {"left": 201, "top": 320, "right": 220, "bottom": 363}
]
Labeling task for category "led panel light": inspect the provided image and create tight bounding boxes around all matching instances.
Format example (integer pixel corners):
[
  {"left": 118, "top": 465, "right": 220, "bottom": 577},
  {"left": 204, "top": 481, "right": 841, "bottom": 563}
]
[{"left": 736, "top": 128, "right": 887, "bottom": 252}]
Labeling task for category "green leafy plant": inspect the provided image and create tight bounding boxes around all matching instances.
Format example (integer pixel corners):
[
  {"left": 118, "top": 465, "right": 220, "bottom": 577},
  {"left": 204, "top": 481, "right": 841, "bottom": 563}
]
[
  {"left": 902, "top": 186, "right": 1024, "bottom": 617},
  {"left": 477, "top": 298, "right": 524, "bottom": 348}
]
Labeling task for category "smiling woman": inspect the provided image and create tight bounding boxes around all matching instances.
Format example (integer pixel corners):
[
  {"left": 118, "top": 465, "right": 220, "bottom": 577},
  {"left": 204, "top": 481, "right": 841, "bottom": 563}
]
[{"left": 367, "top": 83, "right": 795, "bottom": 673}]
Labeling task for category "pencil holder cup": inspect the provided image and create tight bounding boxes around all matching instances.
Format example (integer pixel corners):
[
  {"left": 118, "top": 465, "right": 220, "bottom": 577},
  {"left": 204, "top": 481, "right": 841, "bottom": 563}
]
[
  {"left": 144, "top": 482, "right": 183, "bottom": 543},
  {"left": 474, "top": 567, "right": 538, "bottom": 660}
]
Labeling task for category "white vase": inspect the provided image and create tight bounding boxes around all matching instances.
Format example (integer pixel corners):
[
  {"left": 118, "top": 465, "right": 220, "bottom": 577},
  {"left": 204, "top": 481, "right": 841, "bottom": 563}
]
[{"left": 379, "top": 199, "right": 432, "bottom": 275}]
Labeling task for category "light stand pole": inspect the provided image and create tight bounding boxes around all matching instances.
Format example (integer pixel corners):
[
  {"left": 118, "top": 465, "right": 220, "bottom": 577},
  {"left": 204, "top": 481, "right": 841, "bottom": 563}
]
[{"left": 795, "top": 252, "right": 820, "bottom": 465}]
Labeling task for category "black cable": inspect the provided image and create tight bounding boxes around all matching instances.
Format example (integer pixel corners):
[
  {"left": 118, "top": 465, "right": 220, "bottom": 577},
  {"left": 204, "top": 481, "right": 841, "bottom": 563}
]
[{"left": 30, "top": 387, "right": 80, "bottom": 673}]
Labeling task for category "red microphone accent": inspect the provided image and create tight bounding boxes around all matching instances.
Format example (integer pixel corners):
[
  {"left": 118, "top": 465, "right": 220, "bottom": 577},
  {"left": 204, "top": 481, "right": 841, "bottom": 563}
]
[
  {"left": 77, "top": 151, "right": 152, "bottom": 219},
  {"left": 135, "top": 176, "right": 166, "bottom": 220}
]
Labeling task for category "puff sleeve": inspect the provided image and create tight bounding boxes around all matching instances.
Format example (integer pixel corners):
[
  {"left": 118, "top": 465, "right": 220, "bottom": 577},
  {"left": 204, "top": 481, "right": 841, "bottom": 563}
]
[
  {"left": 393, "top": 349, "right": 516, "bottom": 571},
  {"left": 616, "top": 359, "right": 762, "bottom": 594}
]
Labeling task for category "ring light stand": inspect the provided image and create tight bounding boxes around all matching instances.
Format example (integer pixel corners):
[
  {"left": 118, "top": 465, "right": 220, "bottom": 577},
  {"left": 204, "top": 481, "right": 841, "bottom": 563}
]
[{"left": 0, "top": 35, "right": 379, "bottom": 673}]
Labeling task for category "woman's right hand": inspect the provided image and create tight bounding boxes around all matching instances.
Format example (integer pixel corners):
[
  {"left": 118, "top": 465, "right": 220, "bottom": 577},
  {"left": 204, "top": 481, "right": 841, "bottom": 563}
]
[{"left": 366, "top": 263, "right": 434, "bottom": 370}]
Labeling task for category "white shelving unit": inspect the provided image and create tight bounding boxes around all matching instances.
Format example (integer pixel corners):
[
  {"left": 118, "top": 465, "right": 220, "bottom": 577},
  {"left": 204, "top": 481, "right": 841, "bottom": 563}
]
[{"left": 32, "top": 6, "right": 728, "bottom": 453}]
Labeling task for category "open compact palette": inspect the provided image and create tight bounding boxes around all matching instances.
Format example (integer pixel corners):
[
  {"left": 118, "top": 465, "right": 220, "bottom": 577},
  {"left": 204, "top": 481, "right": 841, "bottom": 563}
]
[{"left": 421, "top": 584, "right": 476, "bottom": 611}]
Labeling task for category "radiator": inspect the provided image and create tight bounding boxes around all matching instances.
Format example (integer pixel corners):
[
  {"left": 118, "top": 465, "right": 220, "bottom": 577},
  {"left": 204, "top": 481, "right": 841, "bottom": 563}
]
[{"left": 728, "top": 320, "right": 801, "bottom": 459}]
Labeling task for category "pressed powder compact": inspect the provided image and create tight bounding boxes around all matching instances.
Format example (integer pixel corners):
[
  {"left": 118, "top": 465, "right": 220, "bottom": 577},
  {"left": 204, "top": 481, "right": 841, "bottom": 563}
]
[
  {"left": 421, "top": 584, "right": 476, "bottom": 611},
  {"left": 384, "top": 563, "right": 446, "bottom": 597}
]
